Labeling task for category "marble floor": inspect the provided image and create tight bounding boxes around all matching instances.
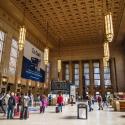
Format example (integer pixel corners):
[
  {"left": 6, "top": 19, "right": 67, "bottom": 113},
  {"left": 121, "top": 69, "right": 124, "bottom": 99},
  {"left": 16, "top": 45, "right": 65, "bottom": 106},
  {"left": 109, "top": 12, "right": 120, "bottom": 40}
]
[{"left": 0, "top": 103, "right": 125, "bottom": 125}]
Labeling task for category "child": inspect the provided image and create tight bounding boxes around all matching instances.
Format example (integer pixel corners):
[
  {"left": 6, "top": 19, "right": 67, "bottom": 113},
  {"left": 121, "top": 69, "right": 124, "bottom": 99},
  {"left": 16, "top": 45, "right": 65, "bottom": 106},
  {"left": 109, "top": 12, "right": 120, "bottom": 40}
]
[{"left": 40, "top": 95, "right": 47, "bottom": 113}]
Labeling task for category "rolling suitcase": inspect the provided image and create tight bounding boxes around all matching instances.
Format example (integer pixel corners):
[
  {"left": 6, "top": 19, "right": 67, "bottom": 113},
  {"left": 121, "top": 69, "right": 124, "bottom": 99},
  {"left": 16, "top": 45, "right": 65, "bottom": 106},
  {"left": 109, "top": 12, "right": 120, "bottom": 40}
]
[
  {"left": 56, "top": 106, "right": 59, "bottom": 113},
  {"left": 14, "top": 108, "right": 19, "bottom": 117}
]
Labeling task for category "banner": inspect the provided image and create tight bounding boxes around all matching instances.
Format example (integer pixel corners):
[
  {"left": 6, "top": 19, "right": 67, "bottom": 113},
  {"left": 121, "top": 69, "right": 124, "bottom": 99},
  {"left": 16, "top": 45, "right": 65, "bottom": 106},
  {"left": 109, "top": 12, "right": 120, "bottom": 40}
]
[{"left": 21, "top": 41, "right": 45, "bottom": 82}]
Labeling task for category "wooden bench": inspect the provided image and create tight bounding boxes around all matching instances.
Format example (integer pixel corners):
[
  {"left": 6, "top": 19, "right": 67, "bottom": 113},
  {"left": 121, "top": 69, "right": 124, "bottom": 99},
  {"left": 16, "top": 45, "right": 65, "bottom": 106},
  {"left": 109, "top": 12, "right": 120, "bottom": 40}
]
[
  {"left": 120, "top": 101, "right": 125, "bottom": 111},
  {"left": 114, "top": 100, "right": 125, "bottom": 111}
]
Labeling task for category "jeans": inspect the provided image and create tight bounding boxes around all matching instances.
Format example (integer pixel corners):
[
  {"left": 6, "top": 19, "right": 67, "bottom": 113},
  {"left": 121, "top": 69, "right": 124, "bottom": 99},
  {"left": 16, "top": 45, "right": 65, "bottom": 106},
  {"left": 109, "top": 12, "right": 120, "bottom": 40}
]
[
  {"left": 98, "top": 102, "right": 103, "bottom": 110},
  {"left": 7, "top": 106, "right": 14, "bottom": 119},
  {"left": 58, "top": 104, "right": 62, "bottom": 112},
  {"left": 88, "top": 104, "right": 93, "bottom": 111},
  {"left": 20, "top": 106, "right": 28, "bottom": 119},
  {"left": 40, "top": 106, "right": 45, "bottom": 113}
]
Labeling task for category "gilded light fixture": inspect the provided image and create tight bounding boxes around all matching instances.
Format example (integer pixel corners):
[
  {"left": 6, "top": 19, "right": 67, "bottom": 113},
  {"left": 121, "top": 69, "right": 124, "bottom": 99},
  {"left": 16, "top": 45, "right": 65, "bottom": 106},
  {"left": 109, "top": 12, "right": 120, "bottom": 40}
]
[
  {"left": 44, "top": 48, "right": 49, "bottom": 65},
  {"left": 105, "top": 12, "right": 114, "bottom": 42},
  {"left": 44, "top": 22, "right": 49, "bottom": 65},
  {"left": 57, "top": 39, "right": 61, "bottom": 73},
  {"left": 104, "top": 42, "right": 110, "bottom": 60},
  {"left": 105, "top": 0, "right": 114, "bottom": 42},
  {"left": 18, "top": 0, "right": 27, "bottom": 51},
  {"left": 37, "top": 82, "right": 40, "bottom": 88},
  {"left": 2, "top": 76, "right": 8, "bottom": 82},
  {"left": 28, "top": 80, "right": 31, "bottom": 86},
  {"left": 19, "top": 26, "right": 26, "bottom": 51},
  {"left": 103, "top": 41, "right": 110, "bottom": 67},
  {"left": 57, "top": 59, "right": 61, "bottom": 73},
  {"left": 103, "top": 57, "right": 109, "bottom": 67}
]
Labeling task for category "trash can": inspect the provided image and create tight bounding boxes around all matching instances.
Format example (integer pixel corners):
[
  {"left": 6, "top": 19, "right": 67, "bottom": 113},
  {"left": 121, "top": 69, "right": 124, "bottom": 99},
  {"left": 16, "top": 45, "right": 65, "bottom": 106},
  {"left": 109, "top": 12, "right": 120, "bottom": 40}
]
[{"left": 77, "top": 103, "right": 88, "bottom": 119}]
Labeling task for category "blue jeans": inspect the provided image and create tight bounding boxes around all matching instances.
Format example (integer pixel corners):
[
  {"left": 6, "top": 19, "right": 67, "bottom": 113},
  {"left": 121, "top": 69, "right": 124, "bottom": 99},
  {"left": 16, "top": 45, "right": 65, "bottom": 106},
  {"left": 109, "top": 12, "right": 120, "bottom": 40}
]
[
  {"left": 58, "top": 104, "right": 62, "bottom": 112},
  {"left": 7, "top": 106, "right": 14, "bottom": 119}
]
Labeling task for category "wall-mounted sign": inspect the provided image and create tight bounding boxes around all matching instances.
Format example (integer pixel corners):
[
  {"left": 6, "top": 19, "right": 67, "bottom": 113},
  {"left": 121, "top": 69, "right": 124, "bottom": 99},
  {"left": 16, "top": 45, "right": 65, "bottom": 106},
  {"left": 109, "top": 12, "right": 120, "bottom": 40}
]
[
  {"left": 51, "top": 81, "right": 70, "bottom": 91},
  {"left": 21, "top": 41, "right": 45, "bottom": 82}
]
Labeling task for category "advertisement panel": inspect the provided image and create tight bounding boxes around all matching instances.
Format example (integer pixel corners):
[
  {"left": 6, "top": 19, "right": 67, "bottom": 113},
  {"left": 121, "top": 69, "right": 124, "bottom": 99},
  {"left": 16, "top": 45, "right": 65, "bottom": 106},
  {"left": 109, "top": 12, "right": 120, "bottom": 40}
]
[
  {"left": 70, "top": 85, "right": 76, "bottom": 103},
  {"left": 21, "top": 40, "right": 45, "bottom": 82}
]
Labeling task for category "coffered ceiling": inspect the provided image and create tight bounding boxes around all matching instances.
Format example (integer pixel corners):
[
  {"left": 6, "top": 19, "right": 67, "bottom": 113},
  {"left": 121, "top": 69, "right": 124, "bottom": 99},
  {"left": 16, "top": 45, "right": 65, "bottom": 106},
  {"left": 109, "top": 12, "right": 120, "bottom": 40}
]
[{"left": 10, "top": 0, "right": 125, "bottom": 46}]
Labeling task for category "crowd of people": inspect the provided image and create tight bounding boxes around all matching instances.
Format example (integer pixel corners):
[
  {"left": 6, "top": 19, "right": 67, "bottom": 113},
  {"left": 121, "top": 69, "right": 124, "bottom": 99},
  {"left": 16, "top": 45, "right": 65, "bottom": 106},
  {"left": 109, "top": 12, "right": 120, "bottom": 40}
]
[
  {"left": 0, "top": 91, "right": 114, "bottom": 120},
  {"left": 87, "top": 94, "right": 112, "bottom": 112},
  {"left": 0, "top": 91, "right": 65, "bottom": 120},
  {"left": 0, "top": 92, "right": 34, "bottom": 119}
]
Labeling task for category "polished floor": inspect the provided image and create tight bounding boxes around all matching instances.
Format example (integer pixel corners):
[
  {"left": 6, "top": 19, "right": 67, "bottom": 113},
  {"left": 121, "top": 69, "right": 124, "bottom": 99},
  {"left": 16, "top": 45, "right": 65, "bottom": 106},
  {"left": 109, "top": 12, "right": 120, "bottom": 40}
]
[{"left": 0, "top": 103, "right": 125, "bottom": 125}]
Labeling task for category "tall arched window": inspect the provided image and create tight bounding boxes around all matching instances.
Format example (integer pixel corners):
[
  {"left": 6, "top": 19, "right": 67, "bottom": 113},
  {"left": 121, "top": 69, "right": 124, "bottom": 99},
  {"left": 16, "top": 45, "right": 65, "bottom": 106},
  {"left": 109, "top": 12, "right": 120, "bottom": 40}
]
[
  {"left": 93, "top": 62, "right": 100, "bottom": 86},
  {"left": 65, "top": 64, "right": 70, "bottom": 81},
  {"left": 74, "top": 63, "right": 79, "bottom": 87},
  {"left": 0, "top": 30, "right": 5, "bottom": 62},
  {"left": 83, "top": 63, "right": 90, "bottom": 86},
  {"left": 9, "top": 39, "right": 18, "bottom": 74}
]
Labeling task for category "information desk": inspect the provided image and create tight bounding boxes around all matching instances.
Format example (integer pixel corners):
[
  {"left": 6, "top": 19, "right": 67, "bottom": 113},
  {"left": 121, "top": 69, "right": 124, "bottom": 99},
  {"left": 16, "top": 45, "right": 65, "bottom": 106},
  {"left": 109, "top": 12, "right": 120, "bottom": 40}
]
[{"left": 113, "top": 100, "right": 125, "bottom": 111}]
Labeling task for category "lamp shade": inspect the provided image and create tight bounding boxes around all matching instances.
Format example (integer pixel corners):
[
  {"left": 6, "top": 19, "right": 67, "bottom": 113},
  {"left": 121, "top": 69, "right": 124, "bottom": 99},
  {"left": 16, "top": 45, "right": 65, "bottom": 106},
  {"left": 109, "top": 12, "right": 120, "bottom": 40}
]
[
  {"left": 57, "top": 59, "right": 61, "bottom": 72},
  {"left": 19, "top": 26, "right": 26, "bottom": 51},
  {"left": 104, "top": 42, "right": 110, "bottom": 60},
  {"left": 105, "top": 12, "right": 114, "bottom": 42},
  {"left": 44, "top": 48, "right": 49, "bottom": 65},
  {"left": 103, "top": 57, "right": 109, "bottom": 67}
]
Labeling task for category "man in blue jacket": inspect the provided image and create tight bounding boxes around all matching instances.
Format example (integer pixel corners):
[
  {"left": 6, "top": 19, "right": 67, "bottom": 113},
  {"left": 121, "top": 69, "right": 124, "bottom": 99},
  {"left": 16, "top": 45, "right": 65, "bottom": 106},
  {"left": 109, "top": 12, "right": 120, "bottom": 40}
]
[{"left": 7, "top": 92, "right": 15, "bottom": 119}]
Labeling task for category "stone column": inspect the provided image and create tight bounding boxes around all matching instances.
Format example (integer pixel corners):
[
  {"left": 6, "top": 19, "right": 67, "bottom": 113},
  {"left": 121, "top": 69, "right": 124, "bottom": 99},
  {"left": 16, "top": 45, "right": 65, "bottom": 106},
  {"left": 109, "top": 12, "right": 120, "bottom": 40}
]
[
  {"left": 110, "top": 58, "right": 118, "bottom": 92},
  {"left": 32, "top": 81, "right": 36, "bottom": 95},
  {"left": 0, "top": 34, "right": 12, "bottom": 92},
  {"left": 89, "top": 61, "right": 94, "bottom": 95},
  {"left": 100, "top": 59, "right": 105, "bottom": 95},
  {"left": 69, "top": 61, "right": 73, "bottom": 82},
  {"left": 79, "top": 61, "right": 83, "bottom": 96},
  {"left": 14, "top": 50, "right": 23, "bottom": 92},
  {"left": 23, "top": 80, "right": 29, "bottom": 93}
]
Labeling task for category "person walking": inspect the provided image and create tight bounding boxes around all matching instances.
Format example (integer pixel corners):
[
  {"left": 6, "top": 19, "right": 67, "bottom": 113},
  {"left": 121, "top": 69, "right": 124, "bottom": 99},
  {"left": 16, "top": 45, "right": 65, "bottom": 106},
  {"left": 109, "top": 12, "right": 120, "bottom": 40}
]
[
  {"left": 102, "top": 95, "right": 108, "bottom": 107},
  {"left": 20, "top": 93, "right": 29, "bottom": 119},
  {"left": 0, "top": 92, "right": 6, "bottom": 116},
  {"left": 4, "top": 92, "right": 10, "bottom": 106},
  {"left": 97, "top": 94, "right": 103, "bottom": 110},
  {"left": 40, "top": 95, "right": 47, "bottom": 113},
  {"left": 48, "top": 95, "right": 52, "bottom": 106},
  {"left": 88, "top": 95, "right": 93, "bottom": 112},
  {"left": 70, "top": 95, "right": 74, "bottom": 106},
  {"left": 7, "top": 92, "right": 16, "bottom": 119},
  {"left": 57, "top": 93, "right": 63, "bottom": 112}
]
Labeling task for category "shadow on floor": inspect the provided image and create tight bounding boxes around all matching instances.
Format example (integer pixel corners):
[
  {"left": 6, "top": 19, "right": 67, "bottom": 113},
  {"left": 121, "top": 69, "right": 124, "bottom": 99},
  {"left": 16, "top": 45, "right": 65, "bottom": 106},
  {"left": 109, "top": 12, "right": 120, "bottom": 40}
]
[
  {"left": 48, "top": 111, "right": 57, "bottom": 113},
  {"left": 60, "top": 116, "right": 78, "bottom": 120},
  {"left": 120, "top": 115, "right": 125, "bottom": 118},
  {"left": 0, "top": 117, "right": 20, "bottom": 120}
]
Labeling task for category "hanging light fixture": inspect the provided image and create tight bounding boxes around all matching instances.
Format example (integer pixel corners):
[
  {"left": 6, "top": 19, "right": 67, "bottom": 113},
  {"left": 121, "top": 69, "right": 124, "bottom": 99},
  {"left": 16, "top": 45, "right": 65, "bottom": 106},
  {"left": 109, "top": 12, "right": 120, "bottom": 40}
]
[
  {"left": 18, "top": 0, "right": 26, "bottom": 51},
  {"left": 44, "top": 22, "right": 49, "bottom": 65},
  {"left": 105, "top": 0, "right": 114, "bottom": 42},
  {"left": 105, "top": 12, "right": 114, "bottom": 42},
  {"left": 19, "top": 26, "right": 26, "bottom": 51},
  {"left": 44, "top": 48, "right": 49, "bottom": 65},
  {"left": 58, "top": 59, "right": 61, "bottom": 73},
  {"left": 103, "top": 41, "right": 110, "bottom": 67},
  {"left": 57, "top": 39, "right": 61, "bottom": 73},
  {"left": 104, "top": 42, "right": 110, "bottom": 60},
  {"left": 103, "top": 57, "right": 108, "bottom": 67}
]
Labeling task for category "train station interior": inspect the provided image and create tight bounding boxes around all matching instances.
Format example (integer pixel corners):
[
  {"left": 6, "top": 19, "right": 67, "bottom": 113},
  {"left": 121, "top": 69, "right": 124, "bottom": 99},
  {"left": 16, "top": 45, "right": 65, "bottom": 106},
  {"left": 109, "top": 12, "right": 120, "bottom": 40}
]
[{"left": 0, "top": 0, "right": 125, "bottom": 125}]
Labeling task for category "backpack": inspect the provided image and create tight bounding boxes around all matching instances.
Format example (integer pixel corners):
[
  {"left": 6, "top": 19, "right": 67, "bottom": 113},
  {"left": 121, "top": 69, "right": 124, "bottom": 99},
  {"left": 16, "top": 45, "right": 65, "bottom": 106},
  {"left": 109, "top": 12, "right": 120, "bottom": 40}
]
[
  {"left": 98, "top": 96, "right": 101, "bottom": 102},
  {"left": 8, "top": 97, "right": 15, "bottom": 106}
]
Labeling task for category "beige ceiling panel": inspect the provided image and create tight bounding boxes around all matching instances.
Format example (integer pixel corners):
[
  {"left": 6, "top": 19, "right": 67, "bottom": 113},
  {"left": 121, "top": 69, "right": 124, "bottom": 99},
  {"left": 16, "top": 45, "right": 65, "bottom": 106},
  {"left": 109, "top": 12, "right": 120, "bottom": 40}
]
[{"left": 8, "top": 0, "right": 125, "bottom": 46}]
